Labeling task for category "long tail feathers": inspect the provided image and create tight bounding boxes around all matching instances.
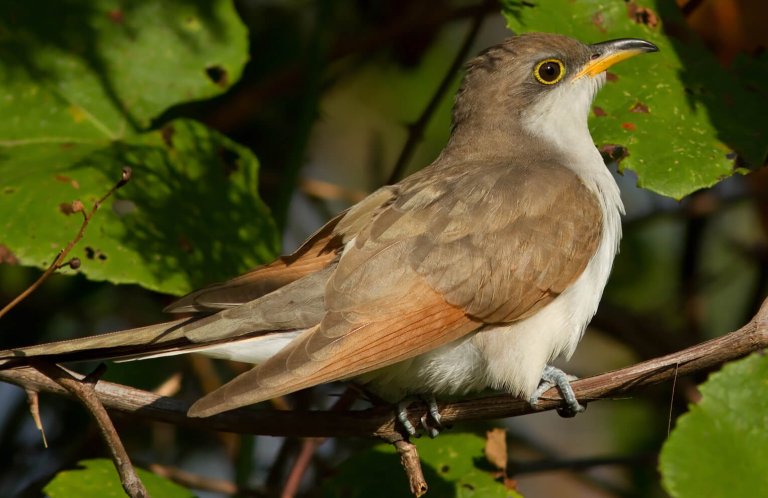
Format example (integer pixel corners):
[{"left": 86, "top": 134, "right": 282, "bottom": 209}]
[
  {"left": 0, "top": 318, "right": 194, "bottom": 367},
  {"left": 0, "top": 315, "right": 305, "bottom": 371}
]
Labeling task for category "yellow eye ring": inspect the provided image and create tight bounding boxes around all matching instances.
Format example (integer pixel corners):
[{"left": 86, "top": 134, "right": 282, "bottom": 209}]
[{"left": 534, "top": 59, "right": 566, "bottom": 85}]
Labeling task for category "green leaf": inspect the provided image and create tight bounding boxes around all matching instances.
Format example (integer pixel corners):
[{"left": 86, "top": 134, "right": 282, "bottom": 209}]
[
  {"left": 0, "top": 0, "right": 248, "bottom": 141},
  {"left": 44, "top": 458, "right": 194, "bottom": 498},
  {"left": 503, "top": 0, "right": 766, "bottom": 199},
  {"left": 0, "top": 1, "right": 279, "bottom": 294},
  {"left": 322, "top": 433, "right": 521, "bottom": 497},
  {"left": 659, "top": 353, "right": 768, "bottom": 498},
  {"left": 0, "top": 119, "right": 279, "bottom": 295},
  {"left": 417, "top": 433, "right": 522, "bottom": 498}
]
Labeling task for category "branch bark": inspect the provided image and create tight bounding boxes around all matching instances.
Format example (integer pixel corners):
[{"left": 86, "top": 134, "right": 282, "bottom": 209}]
[
  {"left": 1, "top": 298, "right": 765, "bottom": 442},
  {"left": 395, "top": 440, "right": 428, "bottom": 497},
  {"left": 31, "top": 361, "right": 148, "bottom": 498}
]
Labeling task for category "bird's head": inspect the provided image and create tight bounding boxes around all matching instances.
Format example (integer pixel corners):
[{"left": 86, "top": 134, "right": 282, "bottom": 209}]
[{"left": 449, "top": 33, "right": 658, "bottom": 155}]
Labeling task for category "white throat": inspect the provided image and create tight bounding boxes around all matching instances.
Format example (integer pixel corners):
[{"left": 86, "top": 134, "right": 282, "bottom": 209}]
[
  {"left": 522, "top": 74, "right": 606, "bottom": 168},
  {"left": 471, "top": 72, "right": 626, "bottom": 396},
  {"left": 521, "top": 72, "right": 623, "bottom": 218}
]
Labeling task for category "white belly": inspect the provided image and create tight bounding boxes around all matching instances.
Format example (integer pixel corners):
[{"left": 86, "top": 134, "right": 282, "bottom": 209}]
[{"left": 361, "top": 172, "right": 622, "bottom": 402}]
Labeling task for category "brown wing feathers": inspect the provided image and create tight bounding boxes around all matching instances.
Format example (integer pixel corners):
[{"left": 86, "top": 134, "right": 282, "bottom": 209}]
[
  {"left": 165, "top": 214, "right": 345, "bottom": 313},
  {"left": 190, "top": 161, "right": 602, "bottom": 416},
  {"left": 1, "top": 158, "right": 602, "bottom": 418},
  {"left": 166, "top": 187, "right": 400, "bottom": 314},
  {"left": 188, "top": 282, "right": 478, "bottom": 417},
  {"left": 406, "top": 162, "right": 601, "bottom": 323}
]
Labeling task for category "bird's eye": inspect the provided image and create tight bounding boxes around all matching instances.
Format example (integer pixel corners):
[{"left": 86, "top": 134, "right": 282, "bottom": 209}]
[{"left": 534, "top": 59, "right": 565, "bottom": 85}]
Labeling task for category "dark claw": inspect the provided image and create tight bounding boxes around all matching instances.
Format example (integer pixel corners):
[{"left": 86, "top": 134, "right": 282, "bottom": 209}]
[{"left": 397, "top": 395, "right": 446, "bottom": 438}]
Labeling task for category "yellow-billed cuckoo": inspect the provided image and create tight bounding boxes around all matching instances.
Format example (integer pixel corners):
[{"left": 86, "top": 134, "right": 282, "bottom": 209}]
[{"left": 0, "top": 34, "right": 658, "bottom": 432}]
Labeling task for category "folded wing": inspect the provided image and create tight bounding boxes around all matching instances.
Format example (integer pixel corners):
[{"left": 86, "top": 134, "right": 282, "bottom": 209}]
[{"left": 188, "top": 160, "right": 602, "bottom": 416}]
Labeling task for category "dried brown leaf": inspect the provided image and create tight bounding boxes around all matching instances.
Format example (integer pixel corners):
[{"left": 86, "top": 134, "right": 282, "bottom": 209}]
[{"left": 484, "top": 428, "right": 507, "bottom": 472}]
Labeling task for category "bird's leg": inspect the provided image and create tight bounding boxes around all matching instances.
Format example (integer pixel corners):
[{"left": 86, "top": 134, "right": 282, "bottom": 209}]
[
  {"left": 396, "top": 398, "right": 419, "bottom": 436},
  {"left": 396, "top": 395, "right": 444, "bottom": 438},
  {"left": 529, "top": 365, "right": 586, "bottom": 417},
  {"left": 420, "top": 394, "right": 443, "bottom": 438}
]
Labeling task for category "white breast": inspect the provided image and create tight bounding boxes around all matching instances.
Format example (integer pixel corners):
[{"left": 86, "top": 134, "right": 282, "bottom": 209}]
[
  {"left": 361, "top": 168, "right": 622, "bottom": 402},
  {"left": 360, "top": 73, "right": 624, "bottom": 402},
  {"left": 472, "top": 165, "right": 622, "bottom": 398}
]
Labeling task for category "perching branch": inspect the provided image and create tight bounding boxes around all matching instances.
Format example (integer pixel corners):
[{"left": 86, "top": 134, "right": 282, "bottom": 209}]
[
  {"left": 30, "top": 361, "right": 148, "bottom": 498},
  {"left": 395, "top": 440, "right": 428, "bottom": 497},
  {"left": 0, "top": 297, "right": 765, "bottom": 442}
]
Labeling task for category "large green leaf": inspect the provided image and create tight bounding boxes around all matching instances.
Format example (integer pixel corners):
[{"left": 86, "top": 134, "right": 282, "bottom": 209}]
[
  {"left": 0, "top": 119, "right": 278, "bottom": 295},
  {"left": 503, "top": 0, "right": 766, "bottom": 199},
  {"left": 416, "top": 433, "right": 522, "bottom": 498},
  {"left": 659, "top": 353, "right": 768, "bottom": 498},
  {"left": 0, "top": 0, "right": 248, "bottom": 141},
  {"left": 0, "top": 1, "right": 279, "bottom": 294},
  {"left": 323, "top": 433, "right": 520, "bottom": 497},
  {"left": 44, "top": 458, "right": 194, "bottom": 498}
]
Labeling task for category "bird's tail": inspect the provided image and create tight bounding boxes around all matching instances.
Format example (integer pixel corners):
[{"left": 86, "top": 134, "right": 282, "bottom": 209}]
[
  {"left": 0, "top": 317, "right": 300, "bottom": 368},
  {"left": 0, "top": 318, "right": 197, "bottom": 367}
]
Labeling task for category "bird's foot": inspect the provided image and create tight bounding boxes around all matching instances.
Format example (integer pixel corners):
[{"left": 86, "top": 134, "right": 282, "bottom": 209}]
[
  {"left": 529, "top": 365, "right": 585, "bottom": 417},
  {"left": 396, "top": 394, "right": 444, "bottom": 438}
]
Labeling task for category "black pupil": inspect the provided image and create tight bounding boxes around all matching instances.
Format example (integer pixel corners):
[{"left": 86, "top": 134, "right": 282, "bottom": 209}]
[{"left": 539, "top": 62, "right": 560, "bottom": 81}]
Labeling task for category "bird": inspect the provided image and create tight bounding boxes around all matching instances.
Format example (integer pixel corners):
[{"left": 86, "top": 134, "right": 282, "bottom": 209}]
[{"left": 0, "top": 33, "right": 658, "bottom": 433}]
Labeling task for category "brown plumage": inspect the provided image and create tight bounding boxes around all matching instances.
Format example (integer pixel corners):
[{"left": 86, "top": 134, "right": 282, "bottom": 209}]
[
  {"left": 186, "top": 159, "right": 601, "bottom": 415},
  {"left": 0, "top": 33, "right": 659, "bottom": 418}
]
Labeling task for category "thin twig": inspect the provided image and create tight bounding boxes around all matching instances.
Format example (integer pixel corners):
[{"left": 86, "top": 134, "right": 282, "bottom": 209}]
[
  {"left": 280, "top": 438, "right": 324, "bottom": 498},
  {"left": 680, "top": 191, "right": 714, "bottom": 344},
  {"left": 386, "top": 1, "right": 492, "bottom": 184},
  {"left": 30, "top": 361, "right": 147, "bottom": 498},
  {"left": 0, "top": 167, "right": 132, "bottom": 320},
  {"left": 24, "top": 389, "right": 47, "bottom": 447},
  {"left": 667, "top": 363, "right": 679, "bottom": 436},
  {"left": 280, "top": 388, "right": 359, "bottom": 498},
  {"left": 299, "top": 177, "right": 368, "bottom": 204},
  {"left": 395, "top": 439, "right": 428, "bottom": 497},
  {"left": 1, "top": 297, "right": 765, "bottom": 441}
]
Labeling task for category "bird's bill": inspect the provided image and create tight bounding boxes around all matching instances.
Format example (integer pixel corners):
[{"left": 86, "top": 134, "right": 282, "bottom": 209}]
[{"left": 575, "top": 38, "right": 659, "bottom": 79}]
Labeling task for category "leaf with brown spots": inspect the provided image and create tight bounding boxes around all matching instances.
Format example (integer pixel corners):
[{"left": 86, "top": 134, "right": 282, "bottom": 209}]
[
  {"left": 599, "top": 144, "right": 630, "bottom": 164},
  {"left": 630, "top": 102, "right": 650, "bottom": 113},
  {"left": 627, "top": 1, "right": 659, "bottom": 28},
  {"left": 592, "top": 12, "right": 607, "bottom": 33},
  {"left": 0, "top": 244, "right": 18, "bottom": 265},
  {"left": 505, "top": 0, "right": 767, "bottom": 199}
]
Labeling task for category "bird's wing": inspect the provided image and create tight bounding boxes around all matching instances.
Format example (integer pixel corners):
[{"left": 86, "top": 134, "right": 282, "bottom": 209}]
[
  {"left": 0, "top": 268, "right": 332, "bottom": 366},
  {"left": 188, "top": 161, "right": 603, "bottom": 416},
  {"left": 164, "top": 218, "right": 341, "bottom": 313},
  {"left": 406, "top": 161, "right": 604, "bottom": 322},
  {"left": 166, "top": 186, "right": 398, "bottom": 313},
  {"left": 0, "top": 188, "right": 400, "bottom": 366}
]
